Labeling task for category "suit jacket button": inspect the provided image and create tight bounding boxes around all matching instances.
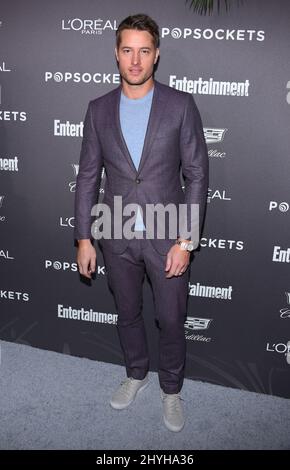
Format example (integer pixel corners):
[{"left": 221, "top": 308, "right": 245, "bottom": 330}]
[{"left": 135, "top": 178, "right": 141, "bottom": 184}]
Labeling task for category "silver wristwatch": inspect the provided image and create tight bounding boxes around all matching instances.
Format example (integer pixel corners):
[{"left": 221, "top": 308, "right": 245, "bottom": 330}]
[{"left": 175, "top": 239, "right": 194, "bottom": 252}]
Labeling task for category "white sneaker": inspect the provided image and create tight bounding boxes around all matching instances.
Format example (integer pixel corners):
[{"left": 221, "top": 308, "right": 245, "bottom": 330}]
[
  {"left": 110, "top": 375, "right": 149, "bottom": 410},
  {"left": 160, "top": 389, "right": 185, "bottom": 432}
]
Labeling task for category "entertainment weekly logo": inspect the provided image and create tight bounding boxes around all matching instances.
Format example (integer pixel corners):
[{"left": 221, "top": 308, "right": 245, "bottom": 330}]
[
  {"left": 188, "top": 282, "right": 233, "bottom": 300},
  {"left": 169, "top": 75, "right": 250, "bottom": 97},
  {"left": 54, "top": 120, "right": 83, "bottom": 137},
  {"left": 272, "top": 246, "right": 290, "bottom": 263},
  {"left": 161, "top": 26, "right": 265, "bottom": 42},
  {"left": 0, "top": 156, "right": 19, "bottom": 172},
  {"left": 61, "top": 18, "right": 117, "bottom": 35},
  {"left": 58, "top": 304, "right": 118, "bottom": 325}
]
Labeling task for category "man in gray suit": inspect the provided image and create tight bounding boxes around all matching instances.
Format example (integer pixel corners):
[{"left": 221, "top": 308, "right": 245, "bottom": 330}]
[{"left": 74, "top": 14, "right": 208, "bottom": 432}]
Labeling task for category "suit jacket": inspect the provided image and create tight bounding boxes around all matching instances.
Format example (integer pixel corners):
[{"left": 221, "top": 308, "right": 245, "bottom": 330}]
[{"left": 74, "top": 79, "right": 209, "bottom": 255}]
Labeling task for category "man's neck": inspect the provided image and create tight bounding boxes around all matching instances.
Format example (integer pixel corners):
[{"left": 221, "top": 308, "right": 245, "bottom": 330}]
[{"left": 121, "top": 78, "right": 155, "bottom": 100}]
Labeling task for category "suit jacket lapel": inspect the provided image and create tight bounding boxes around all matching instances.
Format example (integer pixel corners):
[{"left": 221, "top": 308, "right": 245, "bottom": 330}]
[
  {"left": 137, "top": 80, "right": 166, "bottom": 175},
  {"left": 112, "top": 84, "right": 137, "bottom": 173}
]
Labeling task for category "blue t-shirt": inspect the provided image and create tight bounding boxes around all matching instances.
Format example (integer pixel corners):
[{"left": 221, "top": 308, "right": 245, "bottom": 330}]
[{"left": 120, "top": 86, "right": 154, "bottom": 231}]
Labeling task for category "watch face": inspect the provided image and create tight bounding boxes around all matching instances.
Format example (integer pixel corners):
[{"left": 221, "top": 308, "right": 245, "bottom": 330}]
[{"left": 187, "top": 243, "right": 194, "bottom": 252}]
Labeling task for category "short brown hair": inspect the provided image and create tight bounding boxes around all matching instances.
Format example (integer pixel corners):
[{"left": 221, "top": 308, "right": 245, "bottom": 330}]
[{"left": 116, "top": 14, "right": 160, "bottom": 49}]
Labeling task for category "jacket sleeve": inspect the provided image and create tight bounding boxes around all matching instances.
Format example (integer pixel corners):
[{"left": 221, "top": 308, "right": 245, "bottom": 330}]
[
  {"left": 74, "top": 101, "right": 104, "bottom": 240},
  {"left": 179, "top": 93, "right": 209, "bottom": 245}
]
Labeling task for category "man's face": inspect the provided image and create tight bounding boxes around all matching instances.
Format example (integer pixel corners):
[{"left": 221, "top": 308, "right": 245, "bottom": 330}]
[{"left": 115, "top": 29, "right": 159, "bottom": 87}]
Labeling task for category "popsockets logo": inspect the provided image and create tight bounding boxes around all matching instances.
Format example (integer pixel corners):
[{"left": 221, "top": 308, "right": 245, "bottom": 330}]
[
  {"left": 169, "top": 28, "right": 182, "bottom": 39},
  {"left": 45, "top": 260, "right": 78, "bottom": 272},
  {"left": 0, "top": 290, "right": 29, "bottom": 302},
  {"left": 200, "top": 238, "right": 244, "bottom": 251},
  {"left": 161, "top": 27, "right": 265, "bottom": 42},
  {"left": 269, "top": 201, "right": 289, "bottom": 213},
  {"left": 0, "top": 110, "right": 27, "bottom": 121},
  {"left": 45, "top": 71, "right": 120, "bottom": 85},
  {"left": 45, "top": 259, "right": 106, "bottom": 275}
]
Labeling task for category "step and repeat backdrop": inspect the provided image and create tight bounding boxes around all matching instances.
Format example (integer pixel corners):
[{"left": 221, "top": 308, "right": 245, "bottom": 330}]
[{"left": 0, "top": 0, "right": 289, "bottom": 397}]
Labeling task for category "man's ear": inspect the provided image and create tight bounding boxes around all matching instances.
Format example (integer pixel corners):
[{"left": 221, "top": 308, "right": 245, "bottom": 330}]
[
  {"left": 115, "top": 47, "right": 119, "bottom": 62},
  {"left": 154, "top": 48, "right": 160, "bottom": 64}
]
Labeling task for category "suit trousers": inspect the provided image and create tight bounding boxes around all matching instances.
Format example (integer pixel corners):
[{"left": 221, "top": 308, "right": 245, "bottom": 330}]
[{"left": 100, "top": 234, "right": 190, "bottom": 394}]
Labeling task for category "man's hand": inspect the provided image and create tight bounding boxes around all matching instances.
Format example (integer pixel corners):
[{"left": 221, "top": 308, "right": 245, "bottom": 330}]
[
  {"left": 165, "top": 244, "right": 190, "bottom": 278},
  {"left": 77, "top": 239, "right": 96, "bottom": 279}
]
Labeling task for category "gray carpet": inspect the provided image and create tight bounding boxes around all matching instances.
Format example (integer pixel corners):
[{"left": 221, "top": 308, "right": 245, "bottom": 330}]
[{"left": 0, "top": 340, "right": 289, "bottom": 450}]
